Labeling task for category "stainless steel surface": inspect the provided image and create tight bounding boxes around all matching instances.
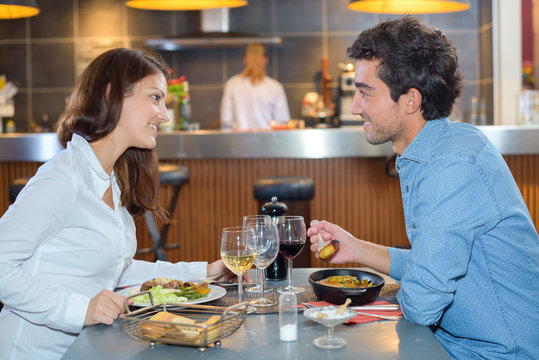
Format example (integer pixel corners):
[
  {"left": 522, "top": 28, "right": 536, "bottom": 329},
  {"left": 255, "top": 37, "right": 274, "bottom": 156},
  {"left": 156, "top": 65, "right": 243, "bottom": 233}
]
[
  {"left": 147, "top": 36, "right": 283, "bottom": 50},
  {"left": 0, "top": 132, "right": 62, "bottom": 162},
  {"left": 146, "top": 8, "right": 283, "bottom": 50},
  {"left": 1, "top": 126, "right": 538, "bottom": 162},
  {"left": 61, "top": 268, "right": 449, "bottom": 360}
]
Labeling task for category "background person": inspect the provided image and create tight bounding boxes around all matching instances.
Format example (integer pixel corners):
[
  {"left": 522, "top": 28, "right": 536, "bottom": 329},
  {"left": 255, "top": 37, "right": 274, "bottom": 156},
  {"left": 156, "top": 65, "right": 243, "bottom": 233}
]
[
  {"left": 220, "top": 43, "right": 290, "bottom": 130},
  {"left": 308, "top": 16, "right": 539, "bottom": 359},
  {"left": 0, "top": 48, "right": 233, "bottom": 360}
]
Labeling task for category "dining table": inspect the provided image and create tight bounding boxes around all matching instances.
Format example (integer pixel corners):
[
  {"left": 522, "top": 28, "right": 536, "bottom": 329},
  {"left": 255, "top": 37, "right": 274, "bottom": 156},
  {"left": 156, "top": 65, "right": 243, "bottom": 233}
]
[{"left": 61, "top": 267, "right": 449, "bottom": 360}]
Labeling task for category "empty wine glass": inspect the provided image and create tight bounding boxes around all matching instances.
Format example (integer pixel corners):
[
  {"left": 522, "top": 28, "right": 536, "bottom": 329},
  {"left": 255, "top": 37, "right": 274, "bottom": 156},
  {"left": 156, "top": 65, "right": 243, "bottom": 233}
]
[
  {"left": 220, "top": 226, "right": 256, "bottom": 302},
  {"left": 242, "top": 215, "right": 272, "bottom": 294},
  {"left": 248, "top": 222, "right": 280, "bottom": 307},
  {"left": 275, "top": 215, "right": 306, "bottom": 294}
]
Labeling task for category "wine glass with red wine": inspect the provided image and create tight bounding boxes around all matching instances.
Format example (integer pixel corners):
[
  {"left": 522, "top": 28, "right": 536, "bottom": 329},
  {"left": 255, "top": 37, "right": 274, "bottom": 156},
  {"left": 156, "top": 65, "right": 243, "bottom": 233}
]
[{"left": 275, "top": 215, "right": 306, "bottom": 294}]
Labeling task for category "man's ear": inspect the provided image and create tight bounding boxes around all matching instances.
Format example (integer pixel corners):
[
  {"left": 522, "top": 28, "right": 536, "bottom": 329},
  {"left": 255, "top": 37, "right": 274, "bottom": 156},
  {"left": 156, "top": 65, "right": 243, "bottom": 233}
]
[{"left": 404, "top": 88, "right": 422, "bottom": 114}]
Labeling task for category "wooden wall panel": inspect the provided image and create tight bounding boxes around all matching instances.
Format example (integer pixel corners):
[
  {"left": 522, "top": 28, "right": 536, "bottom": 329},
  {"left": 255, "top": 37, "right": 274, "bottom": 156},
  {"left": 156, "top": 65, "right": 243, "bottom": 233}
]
[{"left": 1, "top": 155, "right": 538, "bottom": 270}]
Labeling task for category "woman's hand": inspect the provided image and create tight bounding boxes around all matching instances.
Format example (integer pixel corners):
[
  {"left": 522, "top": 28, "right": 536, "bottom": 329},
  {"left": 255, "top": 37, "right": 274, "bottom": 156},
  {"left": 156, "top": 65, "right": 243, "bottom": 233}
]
[
  {"left": 207, "top": 259, "right": 252, "bottom": 283},
  {"left": 307, "top": 220, "right": 361, "bottom": 264},
  {"left": 84, "top": 289, "right": 127, "bottom": 326}
]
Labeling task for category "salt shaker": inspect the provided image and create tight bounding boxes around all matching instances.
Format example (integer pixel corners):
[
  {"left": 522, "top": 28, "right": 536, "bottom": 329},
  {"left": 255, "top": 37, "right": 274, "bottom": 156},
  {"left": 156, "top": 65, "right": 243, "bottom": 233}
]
[{"left": 279, "top": 291, "right": 298, "bottom": 341}]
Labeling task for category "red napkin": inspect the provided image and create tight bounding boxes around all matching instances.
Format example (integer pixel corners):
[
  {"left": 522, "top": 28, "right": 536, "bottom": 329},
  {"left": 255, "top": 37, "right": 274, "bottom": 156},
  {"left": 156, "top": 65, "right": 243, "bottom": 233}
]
[{"left": 300, "top": 300, "right": 403, "bottom": 324}]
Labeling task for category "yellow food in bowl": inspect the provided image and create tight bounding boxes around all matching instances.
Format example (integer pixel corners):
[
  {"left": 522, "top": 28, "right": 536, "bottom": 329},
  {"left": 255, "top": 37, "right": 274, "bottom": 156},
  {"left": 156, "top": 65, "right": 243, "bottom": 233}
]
[{"left": 317, "top": 275, "right": 374, "bottom": 288}]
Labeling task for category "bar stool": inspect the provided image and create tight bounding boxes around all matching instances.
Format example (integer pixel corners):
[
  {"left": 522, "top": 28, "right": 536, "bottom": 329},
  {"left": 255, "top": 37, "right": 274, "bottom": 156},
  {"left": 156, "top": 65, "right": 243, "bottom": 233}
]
[
  {"left": 253, "top": 176, "right": 315, "bottom": 267},
  {"left": 8, "top": 177, "right": 30, "bottom": 204},
  {"left": 137, "top": 163, "right": 190, "bottom": 261}
]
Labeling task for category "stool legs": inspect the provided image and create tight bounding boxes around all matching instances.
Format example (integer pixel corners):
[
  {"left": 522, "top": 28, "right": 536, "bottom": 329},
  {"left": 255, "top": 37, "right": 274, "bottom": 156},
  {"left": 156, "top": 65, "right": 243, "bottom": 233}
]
[{"left": 138, "top": 183, "right": 183, "bottom": 262}]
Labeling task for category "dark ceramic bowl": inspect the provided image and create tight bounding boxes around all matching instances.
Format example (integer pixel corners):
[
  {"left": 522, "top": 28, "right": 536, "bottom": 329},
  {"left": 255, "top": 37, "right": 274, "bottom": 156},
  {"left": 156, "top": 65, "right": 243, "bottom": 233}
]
[{"left": 308, "top": 269, "right": 385, "bottom": 306}]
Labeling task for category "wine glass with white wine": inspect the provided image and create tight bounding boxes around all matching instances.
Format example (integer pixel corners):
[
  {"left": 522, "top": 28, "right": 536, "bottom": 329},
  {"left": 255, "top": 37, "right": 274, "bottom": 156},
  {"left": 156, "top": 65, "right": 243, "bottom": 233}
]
[
  {"left": 220, "top": 226, "right": 256, "bottom": 302},
  {"left": 242, "top": 215, "right": 272, "bottom": 294}
]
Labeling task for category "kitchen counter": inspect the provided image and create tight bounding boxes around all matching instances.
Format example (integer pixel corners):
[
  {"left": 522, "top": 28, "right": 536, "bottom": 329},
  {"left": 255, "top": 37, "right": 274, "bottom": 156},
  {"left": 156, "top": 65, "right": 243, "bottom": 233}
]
[{"left": 1, "top": 125, "right": 539, "bottom": 162}]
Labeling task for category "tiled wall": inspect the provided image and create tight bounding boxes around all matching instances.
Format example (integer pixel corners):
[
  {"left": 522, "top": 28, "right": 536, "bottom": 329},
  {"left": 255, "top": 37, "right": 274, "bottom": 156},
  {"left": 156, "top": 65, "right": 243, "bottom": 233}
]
[{"left": 0, "top": 0, "right": 491, "bottom": 132}]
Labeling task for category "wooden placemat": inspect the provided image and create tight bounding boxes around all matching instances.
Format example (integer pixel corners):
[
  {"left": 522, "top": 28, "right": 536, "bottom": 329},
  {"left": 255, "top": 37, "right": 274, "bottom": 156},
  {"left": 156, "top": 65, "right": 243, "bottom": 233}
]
[{"left": 206, "top": 283, "right": 400, "bottom": 314}]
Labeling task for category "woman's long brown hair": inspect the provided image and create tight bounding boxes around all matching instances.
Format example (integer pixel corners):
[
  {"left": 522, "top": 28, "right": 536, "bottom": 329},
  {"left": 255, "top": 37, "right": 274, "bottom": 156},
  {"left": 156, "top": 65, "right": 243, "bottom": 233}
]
[{"left": 57, "top": 48, "right": 170, "bottom": 222}]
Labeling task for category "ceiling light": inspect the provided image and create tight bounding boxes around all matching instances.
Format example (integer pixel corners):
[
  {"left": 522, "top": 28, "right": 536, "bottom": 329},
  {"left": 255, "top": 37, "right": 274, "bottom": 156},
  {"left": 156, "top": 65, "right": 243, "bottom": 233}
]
[
  {"left": 348, "top": 0, "right": 470, "bottom": 14},
  {"left": 0, "top": 0, "right": 40, "bottom": 19},
  {"left": 125, "top": 0, "right": 248, "bottom": 11}
]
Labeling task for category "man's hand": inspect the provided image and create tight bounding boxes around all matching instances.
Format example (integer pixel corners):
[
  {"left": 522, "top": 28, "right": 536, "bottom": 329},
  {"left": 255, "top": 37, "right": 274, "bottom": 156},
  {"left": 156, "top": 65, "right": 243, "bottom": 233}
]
[
  {"left": 84, "top": 289, "right": 126, "bottom": 326},
  {"left": 308, "top": 220, "right": 391, "bottom": 274},
  {"left": 307, "top": 220, "right": 361, "bottom": 264}
]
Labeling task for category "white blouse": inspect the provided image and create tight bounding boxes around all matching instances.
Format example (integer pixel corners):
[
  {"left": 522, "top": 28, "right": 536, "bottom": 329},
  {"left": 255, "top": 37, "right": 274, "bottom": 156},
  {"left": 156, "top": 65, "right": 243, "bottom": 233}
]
[{"left": 0, "top": 134, "right": 206, "bottom": 359}]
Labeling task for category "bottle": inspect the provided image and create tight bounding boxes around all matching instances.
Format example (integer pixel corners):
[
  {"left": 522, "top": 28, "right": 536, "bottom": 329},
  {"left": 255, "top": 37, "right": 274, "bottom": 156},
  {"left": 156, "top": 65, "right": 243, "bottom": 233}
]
[
  {"left": 263, "top": 197, "right": 288, "bottom": 280},
  {"left": 468, "top": 97, "right": 478, "bottom": 125},
  {"left": 479, "top": 98, "right": 487, "bottom": 126},
  {"left": 179, "top": 81, "right": 191, "bottom": 130},
  {"left": 279, "top": 291, "right": 298, "bottom": 342},
  {"left": 5, "top": 119, "right": 15, "bottom": 133},
  {"left": 163, "top": 93, "right": 178, "bottom": 132}
]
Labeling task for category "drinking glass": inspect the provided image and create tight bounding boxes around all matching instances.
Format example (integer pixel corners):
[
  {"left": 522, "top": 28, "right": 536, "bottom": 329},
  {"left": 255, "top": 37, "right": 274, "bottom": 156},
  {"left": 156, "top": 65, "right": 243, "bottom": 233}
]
[
  {"left": 242, "top": 215, "right": 272, "bottom": 294},
  {"left": 275, "top": 215, "right": 306, "bottom": 294},
  {"left": 248, "top": 222, "right": 280, "bottom": 307},
  {"left": 220, "top": 226, "right": 256, "bottom": 302}
]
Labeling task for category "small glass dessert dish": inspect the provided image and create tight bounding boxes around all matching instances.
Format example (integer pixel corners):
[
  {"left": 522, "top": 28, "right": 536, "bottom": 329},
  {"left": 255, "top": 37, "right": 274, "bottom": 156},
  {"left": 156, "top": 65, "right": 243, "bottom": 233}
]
[{"left": 303, "top": 306, "right": 356, "bottom": 349}]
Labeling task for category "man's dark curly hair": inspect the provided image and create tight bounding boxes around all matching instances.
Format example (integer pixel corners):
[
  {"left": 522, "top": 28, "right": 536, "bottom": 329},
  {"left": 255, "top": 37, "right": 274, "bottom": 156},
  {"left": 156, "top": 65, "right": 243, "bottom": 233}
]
[{"left": 347, "top": 16, "right": 462, "bottom": 120}]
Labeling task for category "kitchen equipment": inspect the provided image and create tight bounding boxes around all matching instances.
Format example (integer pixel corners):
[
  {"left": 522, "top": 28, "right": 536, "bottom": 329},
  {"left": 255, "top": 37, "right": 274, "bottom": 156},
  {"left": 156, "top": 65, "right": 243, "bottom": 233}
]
[
  {"left": 338, "top": 70, "right": 362, "bottom": 125},
  {"left": 308, "top": 269, "right": 384, "bottom": 306}
]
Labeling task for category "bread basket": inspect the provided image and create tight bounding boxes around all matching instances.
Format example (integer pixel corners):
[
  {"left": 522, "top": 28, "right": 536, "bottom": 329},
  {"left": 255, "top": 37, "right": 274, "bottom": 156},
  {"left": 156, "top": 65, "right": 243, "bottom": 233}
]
[{"left": 120, "top": 291, "right": 248, "bottom": 351}]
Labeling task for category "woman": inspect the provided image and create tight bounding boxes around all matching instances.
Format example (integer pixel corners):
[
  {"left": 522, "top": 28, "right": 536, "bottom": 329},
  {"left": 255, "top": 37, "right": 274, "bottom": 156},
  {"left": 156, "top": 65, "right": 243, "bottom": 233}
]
[
  {"left": 220, "top": 42, "right": 290, "bottom": 130},
  {"left": 0, "top": 48, "right": 230, "bottom": 359}
]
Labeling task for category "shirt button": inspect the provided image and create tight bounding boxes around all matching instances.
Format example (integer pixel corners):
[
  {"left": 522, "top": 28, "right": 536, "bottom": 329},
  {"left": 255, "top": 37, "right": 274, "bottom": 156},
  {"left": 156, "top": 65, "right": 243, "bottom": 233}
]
[
  {"left": 405, "top": 185, "right": 409, "bottom": 193},
  {"left": 407, "top": 226, "right": 411, "bottom": 233},
  {"left": 412, "top": 224, "right": 416, "bottom": 229}
]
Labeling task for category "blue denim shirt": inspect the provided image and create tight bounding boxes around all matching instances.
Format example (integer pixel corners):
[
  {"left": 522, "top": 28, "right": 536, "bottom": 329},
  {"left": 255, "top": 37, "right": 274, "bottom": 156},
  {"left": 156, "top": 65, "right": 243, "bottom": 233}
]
[{"left": 388, "top": 118, "right": 539, "bottom": 359}]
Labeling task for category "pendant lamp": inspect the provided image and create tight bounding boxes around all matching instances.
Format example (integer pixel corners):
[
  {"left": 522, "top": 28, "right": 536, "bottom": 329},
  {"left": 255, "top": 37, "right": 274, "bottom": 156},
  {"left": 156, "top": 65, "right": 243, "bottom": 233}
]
[
  {"left": 0, "top": 0, "right": 40, "bottom": 19},
  {"left": 125, "top": 0, "right": 247, "bottom": 11},
  {"left": 348, "top": 0, "right": 470, "bottom": 14}
]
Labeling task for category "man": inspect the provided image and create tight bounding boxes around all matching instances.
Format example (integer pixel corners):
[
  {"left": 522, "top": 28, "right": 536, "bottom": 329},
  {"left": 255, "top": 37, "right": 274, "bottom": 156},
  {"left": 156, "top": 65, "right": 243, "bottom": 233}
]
[
  {"left": 308, "top": 16, "right": 539, "bottom": 359},
  {"left": 220, "top": 42, "right": 290, "bottom": 130}
]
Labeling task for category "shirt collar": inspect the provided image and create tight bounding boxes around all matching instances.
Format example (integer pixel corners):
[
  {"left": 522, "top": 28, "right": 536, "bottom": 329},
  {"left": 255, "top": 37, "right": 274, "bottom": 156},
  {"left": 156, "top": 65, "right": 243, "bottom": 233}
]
[
  {"left": 398, "top": 118, "right": 450, "bottom": 163},
  {"left": 70, "top": 133, "right": 116, "bottom": 198}
]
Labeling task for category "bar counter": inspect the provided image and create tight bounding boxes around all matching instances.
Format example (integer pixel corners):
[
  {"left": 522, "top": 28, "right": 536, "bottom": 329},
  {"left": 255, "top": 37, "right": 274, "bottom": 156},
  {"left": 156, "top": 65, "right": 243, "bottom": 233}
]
[
  {"left": 1, "top": 126, "right": 539, "bottom": 162},
  {"left": 1, "top": 126, "right": 538, "bottom": 267}
]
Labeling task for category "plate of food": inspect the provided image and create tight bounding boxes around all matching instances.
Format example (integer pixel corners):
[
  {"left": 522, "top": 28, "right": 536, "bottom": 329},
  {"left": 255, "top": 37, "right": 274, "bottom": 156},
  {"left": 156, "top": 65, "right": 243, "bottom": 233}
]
[{"left": 125, "top": 277, "right": 227, "bottom": 307}]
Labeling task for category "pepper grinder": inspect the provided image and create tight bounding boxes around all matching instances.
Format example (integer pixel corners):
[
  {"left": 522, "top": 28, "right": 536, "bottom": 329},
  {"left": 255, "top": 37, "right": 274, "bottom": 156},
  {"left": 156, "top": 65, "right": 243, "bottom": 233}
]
[{"left": 263, "top": 197, "right": 288, "bottom": 280}]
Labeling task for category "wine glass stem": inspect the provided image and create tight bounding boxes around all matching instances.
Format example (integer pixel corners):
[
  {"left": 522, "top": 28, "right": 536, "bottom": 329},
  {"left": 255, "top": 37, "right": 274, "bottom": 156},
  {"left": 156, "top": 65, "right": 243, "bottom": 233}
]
[
  {"left": 238, "top": 274, "right": 243, "bottom": 302},
  {"left": 258, "top": 267, "right": 265, "bottom": 298},
  {"left": 255, "top": 267, "right": 260, "bottom": 290},
  {"left": 328, "top": 325, "right": 334, "bottom": 338},
  {"left": 287, "top": 258, "right": 293, "bottom": 289}
]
